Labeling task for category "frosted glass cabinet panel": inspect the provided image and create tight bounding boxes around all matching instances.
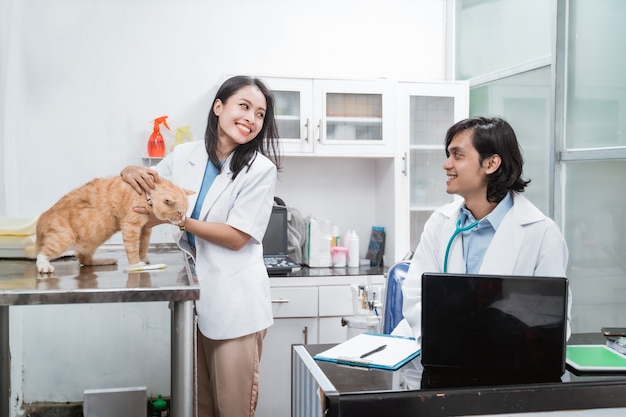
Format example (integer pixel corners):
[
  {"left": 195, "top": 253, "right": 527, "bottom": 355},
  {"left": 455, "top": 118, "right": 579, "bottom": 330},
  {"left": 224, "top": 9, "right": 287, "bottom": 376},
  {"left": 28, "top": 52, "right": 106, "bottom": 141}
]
[
  {"left": 263, "top": 77, "right": 394, "bottom": 157},
  {"left": 397, "top": 82, "right": 469, "bottom": 250},
  {"left": 325, "top": 93, "right": 382, "bottom": 141},
  {"left": 265, "top": 77, "right": 314, "bottom": 154},
  {"left": 274, "top": 90, "right": 302, "bottom": 139}
]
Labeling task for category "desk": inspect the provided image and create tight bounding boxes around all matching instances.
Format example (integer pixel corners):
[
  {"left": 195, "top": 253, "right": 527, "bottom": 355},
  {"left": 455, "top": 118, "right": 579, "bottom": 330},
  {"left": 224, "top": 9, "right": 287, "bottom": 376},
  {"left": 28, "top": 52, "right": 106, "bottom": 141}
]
[
  {"left": 0, "top": 245, "right": 199, "bottom": 417},
  {"left": 293, "top": 334, "right": 626, "bottom": 417}
]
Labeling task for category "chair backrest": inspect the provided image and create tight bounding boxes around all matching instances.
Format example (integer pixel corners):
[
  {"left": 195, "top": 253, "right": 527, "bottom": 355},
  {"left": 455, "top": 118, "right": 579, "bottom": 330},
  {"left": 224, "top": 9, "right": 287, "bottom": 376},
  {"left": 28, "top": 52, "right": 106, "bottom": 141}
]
[{"left": 382, "top": 260, "right": 410, "bottom": 334}]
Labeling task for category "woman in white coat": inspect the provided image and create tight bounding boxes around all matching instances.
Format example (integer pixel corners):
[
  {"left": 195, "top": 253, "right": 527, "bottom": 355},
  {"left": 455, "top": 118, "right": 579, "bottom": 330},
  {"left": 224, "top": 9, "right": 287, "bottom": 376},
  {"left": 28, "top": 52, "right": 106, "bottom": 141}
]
[
  {"left": 121, "top": 76, "right": 281, "bottom": 417},
  {"left": 395, "top": 116, "right": 571, "bottom": 340}
]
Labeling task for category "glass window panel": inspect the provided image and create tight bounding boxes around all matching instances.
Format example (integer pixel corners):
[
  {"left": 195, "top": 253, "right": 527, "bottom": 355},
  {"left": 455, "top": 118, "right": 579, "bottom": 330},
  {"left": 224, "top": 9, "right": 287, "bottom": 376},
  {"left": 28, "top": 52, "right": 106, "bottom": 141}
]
[
  {"left": 409, "top": 96, "right": 453, "bottom": 146},
  {"left": 410, "top": 210, "right": 433, "bottom": 253},
  {"left": 326, "top": 93, "right": 382, "bottom": 141},
  {"left": 565, "top": 0, "right": 626, "bottom": 148},
  {"left": 410, "top": 149, "right": 451, "bottom": 209},
  {"left": 563, "top": 160, "right": 626, "bottom": 331},
  {"left": 274, "top": 90, "right": 301, "bottom": 140},
  {"left": 274, "top": 91, "right": 300, "bottom": 116},
  {"left": 455, "top": 0, "right": 552, "bottom": 80},
  {"left": 469, "top": 67, "right": 552, "bottom": 215},
  {"left": 408, "top": 95, "right": 457, "bottom": 249}
]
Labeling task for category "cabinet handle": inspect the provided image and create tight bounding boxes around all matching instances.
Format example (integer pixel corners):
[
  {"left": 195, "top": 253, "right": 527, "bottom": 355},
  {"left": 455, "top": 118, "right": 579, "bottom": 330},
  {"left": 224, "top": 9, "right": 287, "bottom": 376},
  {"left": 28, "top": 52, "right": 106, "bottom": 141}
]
[
  {"left": 271, "top": 298, "right": 289, "bottom": 304},
  {"left": 402, "top": 152, "right": 408, "bottom": 176},
  {"left": 316, "top": 119, "right": 321, "bottom": 143},
  {"left": 304, "top": 118, "right": 309, "bottom": 143},
  {"left": 303, "top": 326, "right": 308, "bottom": 344}
]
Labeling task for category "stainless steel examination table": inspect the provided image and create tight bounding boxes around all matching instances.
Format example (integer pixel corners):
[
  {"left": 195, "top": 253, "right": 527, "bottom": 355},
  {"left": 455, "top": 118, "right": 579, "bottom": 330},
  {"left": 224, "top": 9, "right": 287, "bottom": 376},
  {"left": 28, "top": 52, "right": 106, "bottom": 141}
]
[{"left": 0, "top": 245, "right": 199, "bottom": 417}]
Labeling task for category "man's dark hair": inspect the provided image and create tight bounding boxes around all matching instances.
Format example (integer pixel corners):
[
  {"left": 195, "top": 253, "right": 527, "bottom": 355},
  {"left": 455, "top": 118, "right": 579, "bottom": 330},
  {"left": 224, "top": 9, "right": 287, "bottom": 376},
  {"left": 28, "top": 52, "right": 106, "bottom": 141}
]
[{"left": 444, "top": 116, "right": 530, "bottom": 203}]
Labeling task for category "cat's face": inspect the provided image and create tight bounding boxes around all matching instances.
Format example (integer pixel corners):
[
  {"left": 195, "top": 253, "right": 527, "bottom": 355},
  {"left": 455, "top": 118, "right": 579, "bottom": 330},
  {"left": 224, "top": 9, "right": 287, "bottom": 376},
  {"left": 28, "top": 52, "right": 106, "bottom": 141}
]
[{"left": 150, "top": 179, "right": 194, "bottom": 223}]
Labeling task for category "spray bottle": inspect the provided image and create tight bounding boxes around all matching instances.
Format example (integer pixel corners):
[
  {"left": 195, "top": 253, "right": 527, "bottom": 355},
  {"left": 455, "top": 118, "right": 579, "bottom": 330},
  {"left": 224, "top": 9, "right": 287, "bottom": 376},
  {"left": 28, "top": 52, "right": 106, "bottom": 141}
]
[{"left": 147, "top": 115, "right": 170, "bottom": 157}]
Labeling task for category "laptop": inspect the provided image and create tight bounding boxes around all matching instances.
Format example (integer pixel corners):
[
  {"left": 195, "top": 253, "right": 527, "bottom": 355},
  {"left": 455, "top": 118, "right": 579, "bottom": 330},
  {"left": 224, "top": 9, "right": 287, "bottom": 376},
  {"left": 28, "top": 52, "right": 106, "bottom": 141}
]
[
  {"left": 262, "top": 206, "right": 301, "bottom": 275},
  {"left": 421, "top": 273, "right": 568, "bottom": 382}
]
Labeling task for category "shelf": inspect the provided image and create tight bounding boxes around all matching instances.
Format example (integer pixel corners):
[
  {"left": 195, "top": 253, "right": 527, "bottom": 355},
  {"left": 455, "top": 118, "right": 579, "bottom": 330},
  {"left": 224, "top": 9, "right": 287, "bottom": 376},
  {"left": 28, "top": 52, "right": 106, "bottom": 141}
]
[{"left": 326, "top": 117, "right": 383, "bottom": 123}]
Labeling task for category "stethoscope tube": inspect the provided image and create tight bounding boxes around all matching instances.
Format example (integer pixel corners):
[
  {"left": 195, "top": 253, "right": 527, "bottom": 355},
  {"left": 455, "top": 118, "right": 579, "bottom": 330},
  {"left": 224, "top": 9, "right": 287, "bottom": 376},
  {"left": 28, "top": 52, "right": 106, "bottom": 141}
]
[{"left": 443, "top": 217, "right": 479, "bottom": 273}]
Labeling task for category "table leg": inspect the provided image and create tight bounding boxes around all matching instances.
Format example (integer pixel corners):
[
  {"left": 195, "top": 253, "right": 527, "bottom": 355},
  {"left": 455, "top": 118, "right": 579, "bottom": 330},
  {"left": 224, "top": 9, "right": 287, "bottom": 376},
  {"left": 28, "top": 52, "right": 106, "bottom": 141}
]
[
  {"left": 171, "top": 300, "right": 194, "bottom": 417},
  {"left": 1, "top": 306, "right": 9, "bottom": 417}
]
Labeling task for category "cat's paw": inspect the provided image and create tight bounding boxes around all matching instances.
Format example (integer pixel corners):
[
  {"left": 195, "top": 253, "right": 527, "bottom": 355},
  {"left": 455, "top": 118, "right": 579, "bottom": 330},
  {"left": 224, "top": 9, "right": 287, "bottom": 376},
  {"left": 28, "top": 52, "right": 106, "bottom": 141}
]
[
  {"left": 127, "top": 262, "right": 147, "bottom": 270},
  {"left": 37, "top": 262, "right": 54, "bottom": 274},
  {"left": 36, "top": 255, "right": 54, "bottom": 274}
]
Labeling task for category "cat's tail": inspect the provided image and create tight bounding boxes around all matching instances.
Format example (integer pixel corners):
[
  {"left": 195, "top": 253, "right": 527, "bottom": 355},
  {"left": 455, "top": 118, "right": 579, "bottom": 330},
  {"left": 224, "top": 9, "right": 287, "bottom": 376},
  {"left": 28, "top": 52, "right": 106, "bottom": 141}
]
[{"left": 24, "top": 243, "right": 38, "bottom": 259}]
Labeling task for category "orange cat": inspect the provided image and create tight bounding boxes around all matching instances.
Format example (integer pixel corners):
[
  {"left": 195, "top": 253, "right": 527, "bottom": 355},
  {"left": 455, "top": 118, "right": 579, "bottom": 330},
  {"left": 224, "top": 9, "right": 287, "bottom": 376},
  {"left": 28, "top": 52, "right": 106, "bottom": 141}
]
[{"left": 25, "top": 176, "right": 193, "bottom": 274}]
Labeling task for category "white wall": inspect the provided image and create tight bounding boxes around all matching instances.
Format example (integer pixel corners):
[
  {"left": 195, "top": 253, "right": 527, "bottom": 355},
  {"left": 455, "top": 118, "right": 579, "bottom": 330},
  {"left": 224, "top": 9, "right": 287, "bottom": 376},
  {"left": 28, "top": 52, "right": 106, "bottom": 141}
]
[{"left": 0, "top": 0, "right": 447, "bottom": 411}]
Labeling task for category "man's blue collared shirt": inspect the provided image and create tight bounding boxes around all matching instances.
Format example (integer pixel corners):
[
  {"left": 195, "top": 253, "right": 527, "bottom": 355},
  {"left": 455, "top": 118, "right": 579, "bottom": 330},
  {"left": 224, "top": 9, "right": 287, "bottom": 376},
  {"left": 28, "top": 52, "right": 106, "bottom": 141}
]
[{"left": 459, "top": 192, "right": 513, "bottom": 274}]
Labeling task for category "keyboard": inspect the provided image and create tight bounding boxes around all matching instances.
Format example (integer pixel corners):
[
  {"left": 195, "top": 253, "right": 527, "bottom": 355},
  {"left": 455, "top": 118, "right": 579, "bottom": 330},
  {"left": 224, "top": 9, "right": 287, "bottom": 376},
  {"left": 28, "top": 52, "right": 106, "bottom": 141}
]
[{"left": 263, "top": 256, "right": 301, "bottom": 275}]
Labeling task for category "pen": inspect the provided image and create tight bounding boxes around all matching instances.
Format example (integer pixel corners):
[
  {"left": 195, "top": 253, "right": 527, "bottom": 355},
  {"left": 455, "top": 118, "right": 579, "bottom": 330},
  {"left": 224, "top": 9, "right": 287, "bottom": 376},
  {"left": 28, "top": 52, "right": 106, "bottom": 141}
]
[{"left": 360, "top": 344, "right": 387, "bottom": 358}]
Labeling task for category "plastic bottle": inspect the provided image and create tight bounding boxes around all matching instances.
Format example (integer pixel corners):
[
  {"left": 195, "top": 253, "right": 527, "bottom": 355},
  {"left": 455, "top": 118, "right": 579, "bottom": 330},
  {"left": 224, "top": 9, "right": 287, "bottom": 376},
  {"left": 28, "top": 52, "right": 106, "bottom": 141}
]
[
  {"left": 150, "top": 394, "right": 169, "bottom": 417},
  {"left": 346, "top": 230, "right": 360, "bottom": 268},
  {"left": 147, "top": 115, "right": 170, "bottom": 157},
  {"left": 331, "top": 224, "right": 340, "bottom": 247},
  {"left": 170, "top": 125, "right": 192, "bottom": 152}
]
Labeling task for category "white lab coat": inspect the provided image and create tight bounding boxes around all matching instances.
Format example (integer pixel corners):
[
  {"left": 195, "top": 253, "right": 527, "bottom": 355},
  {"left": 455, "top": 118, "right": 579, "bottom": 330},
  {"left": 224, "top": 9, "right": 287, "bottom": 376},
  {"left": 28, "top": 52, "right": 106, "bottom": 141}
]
[
  {"left": 155, "top": 141, "right": 276, "bottom": 340},
  {"left": 396, "top": 192, "right": 571, "bottom": 340}
]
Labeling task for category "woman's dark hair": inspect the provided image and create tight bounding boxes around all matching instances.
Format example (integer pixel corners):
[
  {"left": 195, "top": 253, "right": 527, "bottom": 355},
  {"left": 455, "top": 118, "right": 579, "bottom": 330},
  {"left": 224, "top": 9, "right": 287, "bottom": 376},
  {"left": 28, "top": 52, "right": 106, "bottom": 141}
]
[
  {"left": 444, "top": 116, "right": 530, "bottom": 203},
  {"left": 205, "top": 75, "right": 282, "bottom": 179}
]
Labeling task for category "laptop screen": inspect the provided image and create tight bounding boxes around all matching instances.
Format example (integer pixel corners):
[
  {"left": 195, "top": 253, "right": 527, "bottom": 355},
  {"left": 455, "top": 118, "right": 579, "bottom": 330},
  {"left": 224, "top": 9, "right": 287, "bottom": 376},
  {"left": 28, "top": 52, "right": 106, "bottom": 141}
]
[
  {"left": 421, "top": 273, "right": 568, "bottom": 379},
  {"left": 263, "top": 206, "right": 288, "bottom": 256}
]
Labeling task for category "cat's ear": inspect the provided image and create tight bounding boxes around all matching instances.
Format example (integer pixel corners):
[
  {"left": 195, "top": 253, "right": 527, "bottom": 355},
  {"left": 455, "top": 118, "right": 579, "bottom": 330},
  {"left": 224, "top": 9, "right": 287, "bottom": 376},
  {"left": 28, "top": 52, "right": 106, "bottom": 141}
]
[{"left": 185, "top": 189, "right": 195, "bottom": 196}]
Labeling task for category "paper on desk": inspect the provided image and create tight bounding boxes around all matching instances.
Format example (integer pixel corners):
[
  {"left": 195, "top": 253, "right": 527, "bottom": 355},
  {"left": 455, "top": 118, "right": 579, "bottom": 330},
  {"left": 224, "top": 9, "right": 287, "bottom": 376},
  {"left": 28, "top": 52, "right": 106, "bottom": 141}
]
[
  {"left": 314, "top": 332, "right": 421, "bottom": 371},
  {"left": 566, "top": 345, "right": 626, "bottom": 372}
]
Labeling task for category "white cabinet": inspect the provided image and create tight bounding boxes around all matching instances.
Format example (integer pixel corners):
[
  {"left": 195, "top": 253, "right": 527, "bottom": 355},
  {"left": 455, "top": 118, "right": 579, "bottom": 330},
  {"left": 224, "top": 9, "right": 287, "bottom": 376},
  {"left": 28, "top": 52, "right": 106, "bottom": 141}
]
[
  {"left": 318, "top": 285, "right": 357, "bottom": 343},
  {"left": 264, "top": 77, "right": 395, "bottom": 157},
  {"left": 256, "top": 275, "right": 385, "bottom": 417},
  {"left": 395, "top": 81, "right": 469, "bottom": 251},
  {"left": 256, "top": 316, "right": 318, "bottom": 417}
]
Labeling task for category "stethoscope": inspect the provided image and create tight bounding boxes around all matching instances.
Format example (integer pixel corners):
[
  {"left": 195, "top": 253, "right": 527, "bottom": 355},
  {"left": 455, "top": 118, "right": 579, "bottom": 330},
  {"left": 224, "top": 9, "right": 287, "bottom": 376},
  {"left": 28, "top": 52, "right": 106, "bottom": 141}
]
[{"left": 443, "top": 217, "right": 479, "bottom": 273}]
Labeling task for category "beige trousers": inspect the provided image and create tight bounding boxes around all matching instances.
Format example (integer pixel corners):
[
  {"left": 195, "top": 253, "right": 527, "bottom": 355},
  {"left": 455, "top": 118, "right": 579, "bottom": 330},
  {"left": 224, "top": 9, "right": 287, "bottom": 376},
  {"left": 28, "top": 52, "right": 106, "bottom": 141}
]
[{"left": 195, "top": 328, "right": 267, "bottom": 417}]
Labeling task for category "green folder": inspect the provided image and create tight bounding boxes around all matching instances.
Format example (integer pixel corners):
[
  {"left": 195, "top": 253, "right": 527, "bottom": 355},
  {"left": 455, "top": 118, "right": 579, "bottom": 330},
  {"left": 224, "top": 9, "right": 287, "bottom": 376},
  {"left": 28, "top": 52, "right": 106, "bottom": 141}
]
[{"left": 566, "top": 345, "right": 626, "bottom": 371}]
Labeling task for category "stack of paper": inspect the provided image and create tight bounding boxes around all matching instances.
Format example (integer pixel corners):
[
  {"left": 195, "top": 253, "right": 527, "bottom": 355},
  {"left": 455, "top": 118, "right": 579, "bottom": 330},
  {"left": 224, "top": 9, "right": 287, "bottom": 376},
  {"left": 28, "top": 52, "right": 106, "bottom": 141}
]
[{"left": 313, "top": 332, "right": 421, "bottom": 371}]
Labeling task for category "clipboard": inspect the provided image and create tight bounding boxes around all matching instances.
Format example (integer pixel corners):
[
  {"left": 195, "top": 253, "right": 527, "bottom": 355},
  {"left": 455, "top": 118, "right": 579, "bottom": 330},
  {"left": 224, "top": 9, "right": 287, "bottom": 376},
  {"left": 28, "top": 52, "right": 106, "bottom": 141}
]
[
  {"left": 566, "top": 345, "right": 626, "bottom": 372},
  {"left": 313, "top": 332, "right": 421, "bottom": 371}
]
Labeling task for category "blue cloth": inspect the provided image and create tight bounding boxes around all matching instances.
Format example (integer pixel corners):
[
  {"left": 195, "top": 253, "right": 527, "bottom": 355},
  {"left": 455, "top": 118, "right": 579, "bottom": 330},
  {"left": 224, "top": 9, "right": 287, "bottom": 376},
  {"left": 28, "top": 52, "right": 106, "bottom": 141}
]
[
  {"left": 459, "top": 192, "right": 513, "bottom": 274},
  {"left": 383, "top": 261, "right": 410, "bottom": 334},
  {"left": 187, "top": 162, "right": 220, "bottom": 250}
]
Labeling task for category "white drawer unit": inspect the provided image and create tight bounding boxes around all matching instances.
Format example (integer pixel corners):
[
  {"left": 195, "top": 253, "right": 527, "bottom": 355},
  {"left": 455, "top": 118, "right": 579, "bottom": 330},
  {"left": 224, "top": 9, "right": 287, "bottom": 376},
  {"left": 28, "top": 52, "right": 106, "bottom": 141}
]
[{"left": 270, "top": 286, "right": 318, "bottom": 318}]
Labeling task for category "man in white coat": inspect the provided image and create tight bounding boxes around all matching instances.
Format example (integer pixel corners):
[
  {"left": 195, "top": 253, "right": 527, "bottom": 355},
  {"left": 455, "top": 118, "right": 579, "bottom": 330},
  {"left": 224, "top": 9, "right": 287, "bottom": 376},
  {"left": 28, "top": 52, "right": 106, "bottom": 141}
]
[{"left": 395, "top": 116, "right": 571, "bottom": 340}]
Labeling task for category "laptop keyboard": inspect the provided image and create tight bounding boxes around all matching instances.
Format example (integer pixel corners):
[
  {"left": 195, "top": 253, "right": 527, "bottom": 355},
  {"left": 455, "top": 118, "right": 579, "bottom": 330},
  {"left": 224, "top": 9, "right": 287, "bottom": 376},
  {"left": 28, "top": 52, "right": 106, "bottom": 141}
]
[{"left": 264, "top": 257, "right": 299, "bottom": 268}]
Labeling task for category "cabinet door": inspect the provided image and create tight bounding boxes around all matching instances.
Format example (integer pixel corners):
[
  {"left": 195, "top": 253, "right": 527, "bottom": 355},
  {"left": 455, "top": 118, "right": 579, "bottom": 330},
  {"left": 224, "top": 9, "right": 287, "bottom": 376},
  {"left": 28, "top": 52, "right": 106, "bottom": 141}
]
[
  {"left": 397, "top": 82, "right": 469, "bottom": 250},
  {"left": 263, "top": 77, "right": 314, "bottom": 154},
  {"left": 256, "top": 317, "right": 318, "bottom": 417},
  {"left": 313, "top": 79, "right": 394, "bottom": 157}
]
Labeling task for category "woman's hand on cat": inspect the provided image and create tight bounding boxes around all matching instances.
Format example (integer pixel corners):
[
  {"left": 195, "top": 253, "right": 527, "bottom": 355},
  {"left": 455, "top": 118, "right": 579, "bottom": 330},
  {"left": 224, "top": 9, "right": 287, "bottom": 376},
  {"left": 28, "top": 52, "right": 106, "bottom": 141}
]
[
  {"left": 120, "top": 165, "right": 160, "bottom": 194},
  {"left": 133, "top": 207, "right": 164, "bottom": 228}
]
